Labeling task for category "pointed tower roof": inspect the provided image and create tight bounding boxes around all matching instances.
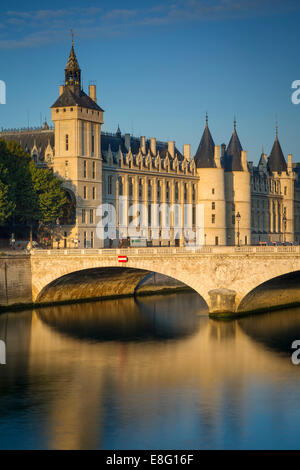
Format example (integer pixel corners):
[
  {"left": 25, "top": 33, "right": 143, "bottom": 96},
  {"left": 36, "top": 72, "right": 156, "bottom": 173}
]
[
  {"left": 65, "top": 41, "right": 80, "bottom": 71},
  {"left": 64, "top": 34, "right": 81, "bottom": 92},
  {"left": 194, "top": 114, "right": 216, "bottom": 168},
  {"left": 224, "top": 118, "right": 243, "bottom": 171},
  {"left": 268, "top": 126, "right": 287, "bottom": 173},
  {"left": 116, "top": 124, "right": 121, "bottom": 137}
]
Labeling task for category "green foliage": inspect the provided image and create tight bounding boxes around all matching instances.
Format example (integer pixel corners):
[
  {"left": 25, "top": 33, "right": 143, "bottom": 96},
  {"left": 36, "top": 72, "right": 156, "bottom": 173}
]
[
  {"left": 30, "top": 162, "right": 67, "bottom": 224},
  {"left": 0, "top": 139, "right": 68, "bottom": 227}
]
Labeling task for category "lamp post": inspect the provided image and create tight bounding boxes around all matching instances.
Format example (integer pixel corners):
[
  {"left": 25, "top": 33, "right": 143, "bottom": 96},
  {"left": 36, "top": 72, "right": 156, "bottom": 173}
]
[
  {"left": 236, "top": 212, "right": 241, "bottom": 247},
  {"left": 283, "top": 213, "right": 287, "bottom": 243}
]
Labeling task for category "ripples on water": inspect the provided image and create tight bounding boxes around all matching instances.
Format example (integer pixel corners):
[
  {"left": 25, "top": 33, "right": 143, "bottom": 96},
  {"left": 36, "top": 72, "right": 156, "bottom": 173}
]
[{"left": 0, "top": 292, "right": 300, "bottom": 450}]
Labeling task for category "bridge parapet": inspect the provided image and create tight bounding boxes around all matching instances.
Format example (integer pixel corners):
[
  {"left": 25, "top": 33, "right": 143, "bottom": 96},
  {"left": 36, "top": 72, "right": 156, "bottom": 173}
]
[{"left": 31, "top": 245, "right": 300, "bottom": 257}]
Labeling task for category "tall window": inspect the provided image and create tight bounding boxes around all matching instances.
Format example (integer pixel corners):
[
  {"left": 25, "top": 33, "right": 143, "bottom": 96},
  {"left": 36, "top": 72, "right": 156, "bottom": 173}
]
[
  {"left": 166, "top": 182, "right": 170, "bottom": 202},
  {"left": 81, "top": 121, "right": 85, "bottom": 155},
  {"left": 84, "top": 186, "right": 87, "bottom": 199},
  {"left": 148, "top": 204, "right": 152, "bottom": 226},
  {"left": 91, "top": 231, "right": 94, "bottom": 248},
  {"left": 184, "top": 184, "right": 187, "bottom": 203},
  {"left": 212, "top": 188, "right": 215, "bottom": 195},
  {"left": 84, "top": 160, "right": 87, "bottom": 178},
  {"left": 129, "top": 178, "right": 133, "bottom": 198},
  {"left": 148, "top": 180, "right": 152, "bottom": 200},
  {"left": 212, "top": 202, "right": 215, "bottom": 210},
  {"left": 92, "top": 187, "right": 96, "bottom": 200},
  {"left": 192, "top": 206, "right": 196, "bottom": 225},
  {"left": 65, "top": 161, "right": 69, "bottom": 178},
  {"left": 82, "top": 209, "right": 86, "bottom": 223},
  {"left": 175, "top": 182, "right": 179, "bottom": 201},
  {"left": 118, "top": 177, "right": 123, "bottom": 196},
  {"left": 139, "top": 178, "right": 143, "bottom": 199},
  {"left": 90, "top": 209, "right": 94, "bottom": 224},
  {"left": 157, "top": 181, "right": 161, "bottom": 201},
  {"left": 92, "top": 162, "right": 96, "bottom": 179},
  {"left": 212, "top": 214, "right": 215, "bottom": 224},
  {"left": 84, "top": 231, "right": 87, "bottom": 248},
  {"left": 65, "top": 134, "right": 69, "bottom": 151},
  {"left": 108, "top": 176, "right": 112, "bottom": 195},
  {"left": 91, "top": 124, "right": 95, "bottom": 156}
]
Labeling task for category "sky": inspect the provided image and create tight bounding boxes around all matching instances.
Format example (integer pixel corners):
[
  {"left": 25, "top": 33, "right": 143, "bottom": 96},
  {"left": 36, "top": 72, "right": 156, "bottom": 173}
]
[{"left": 0, "top": 0, "right": 300, "bottom": 163}]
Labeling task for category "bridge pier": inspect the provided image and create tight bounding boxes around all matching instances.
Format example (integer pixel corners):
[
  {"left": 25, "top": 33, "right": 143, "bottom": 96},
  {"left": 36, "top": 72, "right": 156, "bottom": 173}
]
[{"left": 208, "top": 289, "right": 237, "bottom": 316}]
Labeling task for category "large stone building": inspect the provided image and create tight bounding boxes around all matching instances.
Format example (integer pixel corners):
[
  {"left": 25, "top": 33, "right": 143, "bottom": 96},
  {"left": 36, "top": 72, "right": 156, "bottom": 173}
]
[{"left": 1, "top": 42, "right": 300, "bottom": 248}]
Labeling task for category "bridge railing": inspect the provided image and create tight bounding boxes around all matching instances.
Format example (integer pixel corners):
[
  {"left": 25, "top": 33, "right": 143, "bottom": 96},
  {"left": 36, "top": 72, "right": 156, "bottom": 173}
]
[{"left": 30, "top": 245, "right": 300, "bottom": 256}]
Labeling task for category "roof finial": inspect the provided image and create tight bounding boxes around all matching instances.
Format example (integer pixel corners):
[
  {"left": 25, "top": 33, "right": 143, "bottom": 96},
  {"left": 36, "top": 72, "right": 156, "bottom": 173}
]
[
  {"left": 234, "top": 114, "right": 237, "bottom": 131},
  {"left": 275, "top": 118, "right": 278, "bottom": 140},
  {"left": 71, "top": 28, "right": 74, "bottom": 47},
  {"left": 205, "top": 112, "right": 208, "bottom": 127}
]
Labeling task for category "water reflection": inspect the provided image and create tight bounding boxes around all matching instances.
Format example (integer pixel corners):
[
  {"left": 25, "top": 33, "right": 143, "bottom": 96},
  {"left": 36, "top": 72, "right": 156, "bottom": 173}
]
[
  {"left": 0, "top": 294, "right": 300, "bottom": 450},
  {"left": 36, "top": 293, "right": 204, "bottom": 342},
  {"left": 238, "top": 306, "right": 300, "bottom": 355}
]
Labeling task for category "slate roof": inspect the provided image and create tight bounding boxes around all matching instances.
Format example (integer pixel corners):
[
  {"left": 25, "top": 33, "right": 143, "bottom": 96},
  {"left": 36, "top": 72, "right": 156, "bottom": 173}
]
[
  {"left": 101, "top": 133, "right": 183, "bottom": 161},
  {"left": 224, "top": 128, "right": 243, "bottom": 171},
  {"left": 0, "top": 130, "right": 54, "bottom": 160},
  {"left": 1, "top": 128, "right": 183, "bottom": 162},
  {"left": 194, "top": 123, "right": 216, "bottom": 168},
  {"left": 268, "top": 137, "right": 287, "bottom": 174},
  {"left": 51, "top": 86, "right": 104, "bottom": 112}
]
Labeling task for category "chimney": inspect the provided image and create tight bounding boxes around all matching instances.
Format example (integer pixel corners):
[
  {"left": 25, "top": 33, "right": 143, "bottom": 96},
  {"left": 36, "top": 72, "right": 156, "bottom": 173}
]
[
  {"left": 150, "top": 138, "right": 156, "bottom": 155},
  {"left": 59, "top": 85, "right": 64, "bottom": 96},
  {"left": 221, "top": 143, "right": 226, "bottom": 158},
  {"left": 214, "top": 145, "right": 221, "bottom": 168},
  {"left": 124, "top": 133, "right": 131, "bottom": 151},
  {"left": 168, "top": 141, "right": 175, "bottom": 158},
  {"left": 183, "top": 144, "right": 191, "bottom": 160},
  {"left": 140, "top": 136, "right": 146, "bottom": 154},
  {"left": 241, "top": 150, "right": 248, "bottom": 171},
  {"left": 89, "top": 84, "right": 97, "bottom": 102},
  {"left": 288, "top": 154, "right": 293, "bottom": 171}
]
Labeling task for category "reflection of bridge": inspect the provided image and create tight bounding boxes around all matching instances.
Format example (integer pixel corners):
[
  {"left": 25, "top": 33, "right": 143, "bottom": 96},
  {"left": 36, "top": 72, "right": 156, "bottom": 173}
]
[{"left": 27, "top": 245, "right": 300, "bottom": 315}]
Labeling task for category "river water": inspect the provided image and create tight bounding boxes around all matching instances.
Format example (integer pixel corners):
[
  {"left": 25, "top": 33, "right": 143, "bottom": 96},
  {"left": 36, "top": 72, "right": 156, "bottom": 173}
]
[{"left": 0, "top": 292, "right": 300, "bottom": 450}]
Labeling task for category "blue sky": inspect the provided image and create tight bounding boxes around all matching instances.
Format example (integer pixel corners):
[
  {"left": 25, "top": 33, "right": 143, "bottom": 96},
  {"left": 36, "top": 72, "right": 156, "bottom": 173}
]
[{"left": 0, "top": 0, "right": 300, "bottom": 163}]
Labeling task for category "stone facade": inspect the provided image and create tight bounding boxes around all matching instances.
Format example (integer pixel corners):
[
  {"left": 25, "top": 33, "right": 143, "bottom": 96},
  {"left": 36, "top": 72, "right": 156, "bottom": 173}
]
[{"left": 1, "top": 43, "right": 300, "bottom": 248}]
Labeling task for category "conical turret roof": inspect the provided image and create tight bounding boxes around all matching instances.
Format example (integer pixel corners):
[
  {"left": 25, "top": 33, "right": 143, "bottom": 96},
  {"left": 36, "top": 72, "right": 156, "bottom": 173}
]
[
  {"left": 194, "top": 118, "right": 216, "bottom": 168},
  {"left": 268, "top": 135, "right": 287, "bottom": 174},
  {"left": 224, "top": 122, "right": 243, "bottom": 171}
]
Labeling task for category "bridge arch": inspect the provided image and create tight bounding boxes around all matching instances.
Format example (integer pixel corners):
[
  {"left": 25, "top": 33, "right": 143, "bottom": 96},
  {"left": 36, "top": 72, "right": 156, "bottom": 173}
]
[
  {"left": 237, "top": 270, "right": 300, "bottom": 313},
  {"left": 34, "top": 264, "right": 209, "bottom": 310}
]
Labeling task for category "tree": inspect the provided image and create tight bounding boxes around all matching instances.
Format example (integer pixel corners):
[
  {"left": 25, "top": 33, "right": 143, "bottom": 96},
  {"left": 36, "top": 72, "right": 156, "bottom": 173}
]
[
  {"left": 30, "top": 162, "right": 67, "bottom": 224},
  {"left": 0, "top": 180, "right": 15, "bottom": 225},
  {"left": 0, "top": 139, "right": 68, "bottom": 234}
]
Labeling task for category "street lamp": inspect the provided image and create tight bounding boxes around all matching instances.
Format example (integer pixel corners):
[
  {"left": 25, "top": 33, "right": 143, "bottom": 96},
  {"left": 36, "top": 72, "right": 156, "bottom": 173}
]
[
  {"left": 283, "top": 213, "right": 287, "bottom": 243},
  {"left": 236, "top": 212, "right": 241, "bottom": 247}
]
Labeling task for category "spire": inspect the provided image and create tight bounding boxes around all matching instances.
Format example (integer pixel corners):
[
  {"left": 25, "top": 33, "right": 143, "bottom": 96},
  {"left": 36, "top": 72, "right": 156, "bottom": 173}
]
[
  {"left": 194, "top": 116, "right": 216, "bottom": 168},
  {"left": 224, "top": 120, "right": 243, "bottom": 171},
  {"left": 65, "top": 31, "right": 81, "bottom": 92},
  {"left": 116, "top": 124, "right": 121, "bottom": 137}
]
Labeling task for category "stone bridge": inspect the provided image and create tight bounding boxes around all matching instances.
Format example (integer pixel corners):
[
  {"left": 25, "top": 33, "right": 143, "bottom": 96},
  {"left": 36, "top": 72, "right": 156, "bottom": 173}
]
[{"left": 25, "top": 245, "right": 300, "bottom": 315}]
